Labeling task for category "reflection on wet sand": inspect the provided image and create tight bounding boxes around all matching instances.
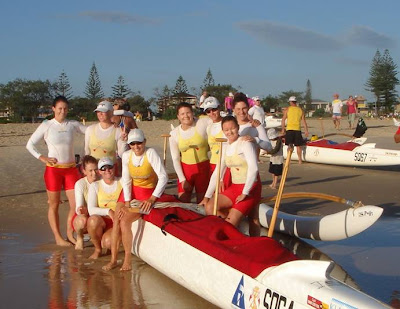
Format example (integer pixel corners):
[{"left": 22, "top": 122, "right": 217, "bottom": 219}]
[{"left": 44, "top": 248, "right": 215, "bottom": 308}]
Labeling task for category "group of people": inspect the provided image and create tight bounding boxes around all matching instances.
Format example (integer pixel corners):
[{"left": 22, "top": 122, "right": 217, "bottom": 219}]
[
  {"left": 330, "top": 93, "right": 359, "bottom": 130},
  {"left": 26, "top": 91, "right": 310, "bottom": 271}
]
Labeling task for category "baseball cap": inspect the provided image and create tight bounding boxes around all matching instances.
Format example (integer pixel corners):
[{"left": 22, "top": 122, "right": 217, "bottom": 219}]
[
  {"left": 98, "top": 157, "right": 114, "bottom": 170},
  {"left": 288, "top": 96, "right": 297, "bottom": 102},
  {"left": 267, "top": 128, "right": 279, "bottom": 140},
  {"left": 252, "top": 96, "right": 260, "bottom": 101},
  {"left": 229, "top": 92, "right": 234, "bottom": 97},
  {"left": 127, "top": 128, "right": 145, "bottom": 144},
  {"left": 94, "top": 100, "right": 113, "bottom": 113},
  {"left": 203, "top": 96, "right": 219, "bottom": 111}
]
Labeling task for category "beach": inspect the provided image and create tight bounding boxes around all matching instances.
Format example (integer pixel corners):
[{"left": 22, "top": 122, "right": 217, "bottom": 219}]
[{"left": 0, "top": 117, "right": 400, "bottom": 307}]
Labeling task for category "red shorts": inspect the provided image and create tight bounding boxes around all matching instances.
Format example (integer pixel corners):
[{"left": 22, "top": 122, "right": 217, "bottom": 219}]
[
  {"left": 103, "top": 216, "right": 113, "bottom": 230},
  {"left": 220, "top": 178, "right": 262, "bottom": 216},
  {"left": 44, "top": 166, "right": 81, "bottom": 192},
  {"left": 210, "top": 164, "right": 232, "bottom": 189},
  {"left": 178, "top": 160, "right": 210, "bottom": 194},
  {"left": 396, "top": 127, "right": 400, "bottom": 135},
  {"left": 118, "top": 185, "right": 178, "bottom": 203}
]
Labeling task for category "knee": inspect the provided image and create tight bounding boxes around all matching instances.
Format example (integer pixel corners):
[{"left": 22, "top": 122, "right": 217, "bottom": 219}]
[
  {"left": 102, "top": 235, "right": 111, "bottom": 249},
  {"left": 74, "top": 215, "right": 87, "bottom": 230},
  {"left": 87, "top": 215, "right": 102, "bottom": 229}
]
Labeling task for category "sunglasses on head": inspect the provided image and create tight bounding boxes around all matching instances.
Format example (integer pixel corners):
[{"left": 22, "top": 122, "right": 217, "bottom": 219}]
[
  {"left": 206, "top": 108, "right": 218, "bottom": 114},
  {"left": 100, "top": 165, "right": 114, "bottom": 171},
  {"left": 129, "top": 141, "right": 143, "bottom": 146}
]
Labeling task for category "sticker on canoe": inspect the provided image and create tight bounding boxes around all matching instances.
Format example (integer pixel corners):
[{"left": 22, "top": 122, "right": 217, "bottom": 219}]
[
  {"left": 249, "top": 286, "right": 261, "bottom": 309},
  {"left": 232, "top": 276, "right": 245, "bottom": 309},
  {"left": 307, "top": 295, "right": 328, "bottom": 309},
  {"left": 330, "top": 298, "right": 357, "bottom": 309}
]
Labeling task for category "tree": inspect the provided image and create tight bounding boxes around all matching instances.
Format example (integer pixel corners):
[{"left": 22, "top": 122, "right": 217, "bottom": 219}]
[
  {"left": 84, "top": 62, "right": 104, "bottom": 100},
  {"left": 174, "top": 75, "right": 188, "bottom": 95},
  {"left": 304, "top": 79, "right": 312, "bottom": 112},
  {"left": 154, "top": 85, "right": 173, "bottom": 114},
  {"left": 365, "top": 49, "right": 399, "bottom": 113},
  {"left": 203, "top": 84, "right": 237, "bottom": 106},
  {"left": 202, "top": 68, "right": 215, "bottom": 89},
  {"left": 55, "top": 70, "right": 73, "bottom": 99},
  {"left": 263, "top": 95, "right": 280, "bottom": 113},
  {"left": 111, "top": 75, "right": 131, "bottom": 99},
  {"left": 126, "top": 94, "right": 150, "bottom": 115},
  {"left": 278, "top": 90, "right": 304, "bottom": 107}
]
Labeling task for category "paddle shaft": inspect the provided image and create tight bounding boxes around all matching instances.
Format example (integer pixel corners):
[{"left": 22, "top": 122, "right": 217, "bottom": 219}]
[
  {"left": 267, "top": 146, "right": 294, "bottom": 237},
  {"left": 213, "top": 138, "right": 227, "bottom": 216},
  {"left": 161, "top": 134, "right": 171, "bottom": 167}
]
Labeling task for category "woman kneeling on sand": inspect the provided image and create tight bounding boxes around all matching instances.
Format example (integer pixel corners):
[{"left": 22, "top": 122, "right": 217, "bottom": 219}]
[
  {"left": 72, "top": 155, "right": 98, "bottom": 250},
  {"left": 87, "top": 157, "right": 122, "bottom": 259},
  {"left": 103, "top": 129, "right": 177, "bottom": 271},
  {"left": 200, "top": 116, "right": 262, "bottom": 236}
]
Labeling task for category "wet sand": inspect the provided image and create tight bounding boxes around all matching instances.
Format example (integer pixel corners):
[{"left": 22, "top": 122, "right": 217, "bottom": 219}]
[{"left": 0, "top": 118, "right": 399, "bottom": 307}]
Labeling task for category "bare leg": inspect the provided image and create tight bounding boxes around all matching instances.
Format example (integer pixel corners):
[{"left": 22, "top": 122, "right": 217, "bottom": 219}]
[
  {"left": 195, "top": 191, "right": 206, "bottom": 204},
  {"left": 296, "top": 146, "right": 303, "bottom": 164},
  {"left": 225, "top": 208, "right": 244, "bottom": 227},
  {"left": 248, "top": 204, "right": 260, "bottom": 237},
  {"left": 103, "top": 203, "right": 123, "bottom": 271},
  {"left": 120, "top": 212, "right": 141, "bottom": 271},
  {"left": 47, "top": 190, "right": 71, "bottom": 246},
  {"left": 87, "top": 215, "right": 105, "bottom": 259},
  {"left": 73, "top": 214, "right": 88, "bottom": 250},
  {"left": 205, "top": 194, "right": 233, "bottom": 216},
  {"left": 65, "top": 189, "right": 77, "bottom": 244}
]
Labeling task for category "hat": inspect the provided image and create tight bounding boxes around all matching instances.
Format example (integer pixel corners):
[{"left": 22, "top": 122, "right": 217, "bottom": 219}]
[
  {"left": 127, "top": 128, "right": 145, "bottom": 144},
  {"left": 98, "top": 157, "right": 114, "bottom": 170},
  {"left": 203, "top": 96, "right": 219, "bottom": 111},
  {"left": 252, "top": 96, "right": 260, "bottom": 101},
  {"left": 288, "top": 96, "right": 297, "bottom": 102},
  {"left": 229, "top": 92, "right": 234, "bottom": 97},
  {"left": 267, "top": 128, "right": 279, "bottom": 140},
  {"left": 94, "top": 100, "right": 113, "bottom": 113}
]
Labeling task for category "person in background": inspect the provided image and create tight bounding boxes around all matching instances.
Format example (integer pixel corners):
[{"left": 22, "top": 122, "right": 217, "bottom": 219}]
[
  {"left": 111, "top": 98, "right": 137, "bottom": 133},
  {"left": 72, "top": 155, "right": 98, "bottom": 250},
  {"left": 248, "top": 96, "right": 265, "bottom": 126},
  {"left": 224, "top": 92, "right": 234, "bottom": 115},
  {"left": 266, "top": 128, "right": 283, "bottom": 189},
  {"left": 281, "top": 96, "right": 309, "bottom": 164},
  {"left": 26, "top": 95, "right": 86, "bottom": 246},
  {"left": 346, "top": 95, "right": 358, "bottom": 129},
  {"left": 199, "top": 90, "right": 209, "bottom": 109},
  {"left": 331, "top": 93, "right": 343, "bottom": 130},
  {"left": 87, "top": 157, "right": 122, "bottom": 259}
]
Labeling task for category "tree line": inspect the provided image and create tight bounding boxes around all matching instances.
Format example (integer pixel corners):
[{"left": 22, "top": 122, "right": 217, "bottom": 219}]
[{"left": 0, "top": 50, "right": 398, "bottom": 122}]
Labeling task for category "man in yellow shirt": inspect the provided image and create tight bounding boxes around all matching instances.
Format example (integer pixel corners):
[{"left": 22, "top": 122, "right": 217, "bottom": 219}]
[{"left": 281, "top": 96, "right": 309, "bottom": 164}]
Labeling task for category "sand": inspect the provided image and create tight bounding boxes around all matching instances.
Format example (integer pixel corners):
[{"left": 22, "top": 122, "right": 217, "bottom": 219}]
[{"left": 0, "top": 117, "right": 399, "bottom": 307}]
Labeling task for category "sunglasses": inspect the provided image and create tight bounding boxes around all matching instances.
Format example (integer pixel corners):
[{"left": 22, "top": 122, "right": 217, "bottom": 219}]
[
  {"left": 100, "top": 165, "right": 114, "bottom": 171},
  {"left": 129, "top": 141, "right": 143, "bottom": 146},
  {"left": 206, "top": 108, "right": 218, "bottom": 114}
]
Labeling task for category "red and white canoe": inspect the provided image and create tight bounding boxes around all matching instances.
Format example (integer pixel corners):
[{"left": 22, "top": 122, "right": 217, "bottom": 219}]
[{"left": 131, "top": 207, "right": 389, "bottom": 309}]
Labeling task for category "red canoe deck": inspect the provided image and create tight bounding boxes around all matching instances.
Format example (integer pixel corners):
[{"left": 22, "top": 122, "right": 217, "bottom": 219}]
[{"left": 307, "top": 139, "right": 360, "bottom": 151}]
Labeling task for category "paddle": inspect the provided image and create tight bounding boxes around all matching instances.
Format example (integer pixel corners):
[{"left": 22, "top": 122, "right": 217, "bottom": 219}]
[
  {"left": 161, "top": 134, "right": 171, "bottom": 167},
  {"left": 267, "top": 145, "right": 294, "bottom": 238},
  {"left": 213, "top": 138, "right": 227, "bottom": 216}
]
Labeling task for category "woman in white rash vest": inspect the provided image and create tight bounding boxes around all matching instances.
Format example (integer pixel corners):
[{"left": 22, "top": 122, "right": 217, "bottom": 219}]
[
  {"left": 26, "top": 96, "right": 86, "bottom": 246},
  {"left": 169, "top": 102, "right": 211, "bottom": 203}
]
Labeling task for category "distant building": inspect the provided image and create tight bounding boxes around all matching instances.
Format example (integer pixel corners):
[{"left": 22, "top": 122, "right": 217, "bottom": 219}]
[{"left": 158, "top": 92, "right": 197, "bottom": 114}]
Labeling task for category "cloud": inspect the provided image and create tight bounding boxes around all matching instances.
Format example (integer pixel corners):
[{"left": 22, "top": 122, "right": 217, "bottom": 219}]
[
  {"left": 237, "top": 20, "right": 343, "bottom": 51},
  {"left": 79, "top": 11, "right": 161, "bottom": 25},
  {"left": 345, "top": 25, "right": 396, "bottom": 48}
]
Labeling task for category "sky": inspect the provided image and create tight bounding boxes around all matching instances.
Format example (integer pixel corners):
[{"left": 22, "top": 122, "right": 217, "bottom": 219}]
[{"left": 1, "top": 0, "right": 400, "bottom": 102}]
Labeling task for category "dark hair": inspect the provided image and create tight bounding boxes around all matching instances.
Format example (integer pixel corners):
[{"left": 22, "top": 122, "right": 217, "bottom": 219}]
[
  {"left": 52, "top": 95, "right": 69, "bottom": 107},
  {"left": 176, "top": 102, "right": 193, "bottom": 114},
  {"left": 82, "top": 155, "right": 98, "bottom": 170},
  {"left": 232, "top": 92, "right": 249, "bottom": 109},
  {"left": 221, "top": 115, "right": 239, "bottom": 129}
]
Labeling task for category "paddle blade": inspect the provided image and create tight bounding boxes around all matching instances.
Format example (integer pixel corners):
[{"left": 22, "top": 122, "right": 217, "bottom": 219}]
[{"left": 353, "top": 117, "right": 367, "bottom": 138}]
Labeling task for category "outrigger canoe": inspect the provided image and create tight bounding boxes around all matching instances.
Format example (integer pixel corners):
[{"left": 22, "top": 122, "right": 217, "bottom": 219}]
[
  {"left": 131, "top": 207, "right": 389, "bottom": 308},
  {"left": 283, "top": 137, "right": 400, "bottom": 166}
]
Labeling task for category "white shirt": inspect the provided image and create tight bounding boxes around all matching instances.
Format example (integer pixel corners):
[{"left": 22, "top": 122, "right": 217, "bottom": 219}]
[
  {"left": 87, "top": 178, "right": 121, "bottom": 217},
  {"left": 205, "top": 140, "right": 258, "bottom": 198},
  {"left": 84, "top": 123, "right": 128, "bottom": 159},
  {"left": 239, "top": 122, "right": 271, "bottom": 151},
  {"left": 169, "top": 117, "right": 209, "bottom": 182},
  {"left": 26, "top": 118, "right": 86, "bottom": 163},
  {"left": 74, "top": 177, "right": 91, "bottom": 214},
  {"left": 248, "top": 105, "right": 265, "bottom": 126},
  {"left": 121, "top": 148, "right": 168, "bottom": 201}
]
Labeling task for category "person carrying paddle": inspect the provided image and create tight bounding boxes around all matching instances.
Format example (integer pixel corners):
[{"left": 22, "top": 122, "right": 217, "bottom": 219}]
[
  {"left": 200, "top": 116, "right": 262, "bottom": 236},
  {"left": 103, "top": 129, "right": 177, "bottom": 271},
  {"left": 169, "top": 102, "right": 210, "bottom": 203},
  {"left": 26, "top": 95, "right": 86, "bottom": 246},
  {"left": 281, "top": 96, "right": 309, "bottom": 164}
]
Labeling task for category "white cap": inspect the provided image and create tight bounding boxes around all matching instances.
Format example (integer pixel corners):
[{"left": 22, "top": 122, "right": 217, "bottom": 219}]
[
  {"left": 229, "top": 92, "right": 234, "bottom": 97},
  {"left": 252, "top": 96, "right": 260, "bottom": 101},
  {"left": 288, "top": 96, "right": 297, "bottom": 102},
  {"left": 127, "top": 128, "right": 145, "bottom": 144},
  {"left": 267, "top": 128, "right": 279, "bottom": 140},
  {"left": 202, "top": 96, "right": 219, "bottom": 111},
  {"left": 94, "top": 100, "right": 113, "bottom": 113},
  {"left": 98, "top": 157, "right": 114, "bottom": 170}
]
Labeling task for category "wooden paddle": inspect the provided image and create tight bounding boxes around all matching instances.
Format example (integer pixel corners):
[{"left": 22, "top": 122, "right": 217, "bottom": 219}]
[
  {"left": 161, "top": 134, "right": 171, "bottom": 167},
  {"left": 213, "top": 138, "right": 227, "bottom": 216},
  {"left": 267, "top": 145, "right": 294, "bottom": 238}
]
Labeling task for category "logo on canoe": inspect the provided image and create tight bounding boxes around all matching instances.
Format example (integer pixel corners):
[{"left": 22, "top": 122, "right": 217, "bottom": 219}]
[
  {"left": 232, "top": 276, "right": 245, "bottom": 309},
  {"left": 307, "top": 295, "right": 328, "bottom": 309},
  {"left": 249, "top": 286, "right": 261, "bottom": 309}
]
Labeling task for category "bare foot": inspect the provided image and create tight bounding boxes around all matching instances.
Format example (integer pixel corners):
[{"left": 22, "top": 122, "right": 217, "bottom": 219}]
[
  {"left": 89, "top": 249, "right": 102, "bottom": 259},
  {"left": 67, "top": 233, "right": 76, "bottom": 245},
  {"left": 75, "top": 238, "right": 84, "bottom": 250},
  {"left": 56, "top": 238, "right": 72, "bottom": 247},
  {"left": 102, "top": 261, "right": 118, "bottom": 271},
  {"left": 120, "top": 262, "right": 132, "bottom": 271}
]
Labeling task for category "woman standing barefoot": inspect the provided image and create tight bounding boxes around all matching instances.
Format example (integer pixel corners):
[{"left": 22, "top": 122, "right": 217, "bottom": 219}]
[{"left": 26, "top": 96, "right": 86, "bottom": 246}]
